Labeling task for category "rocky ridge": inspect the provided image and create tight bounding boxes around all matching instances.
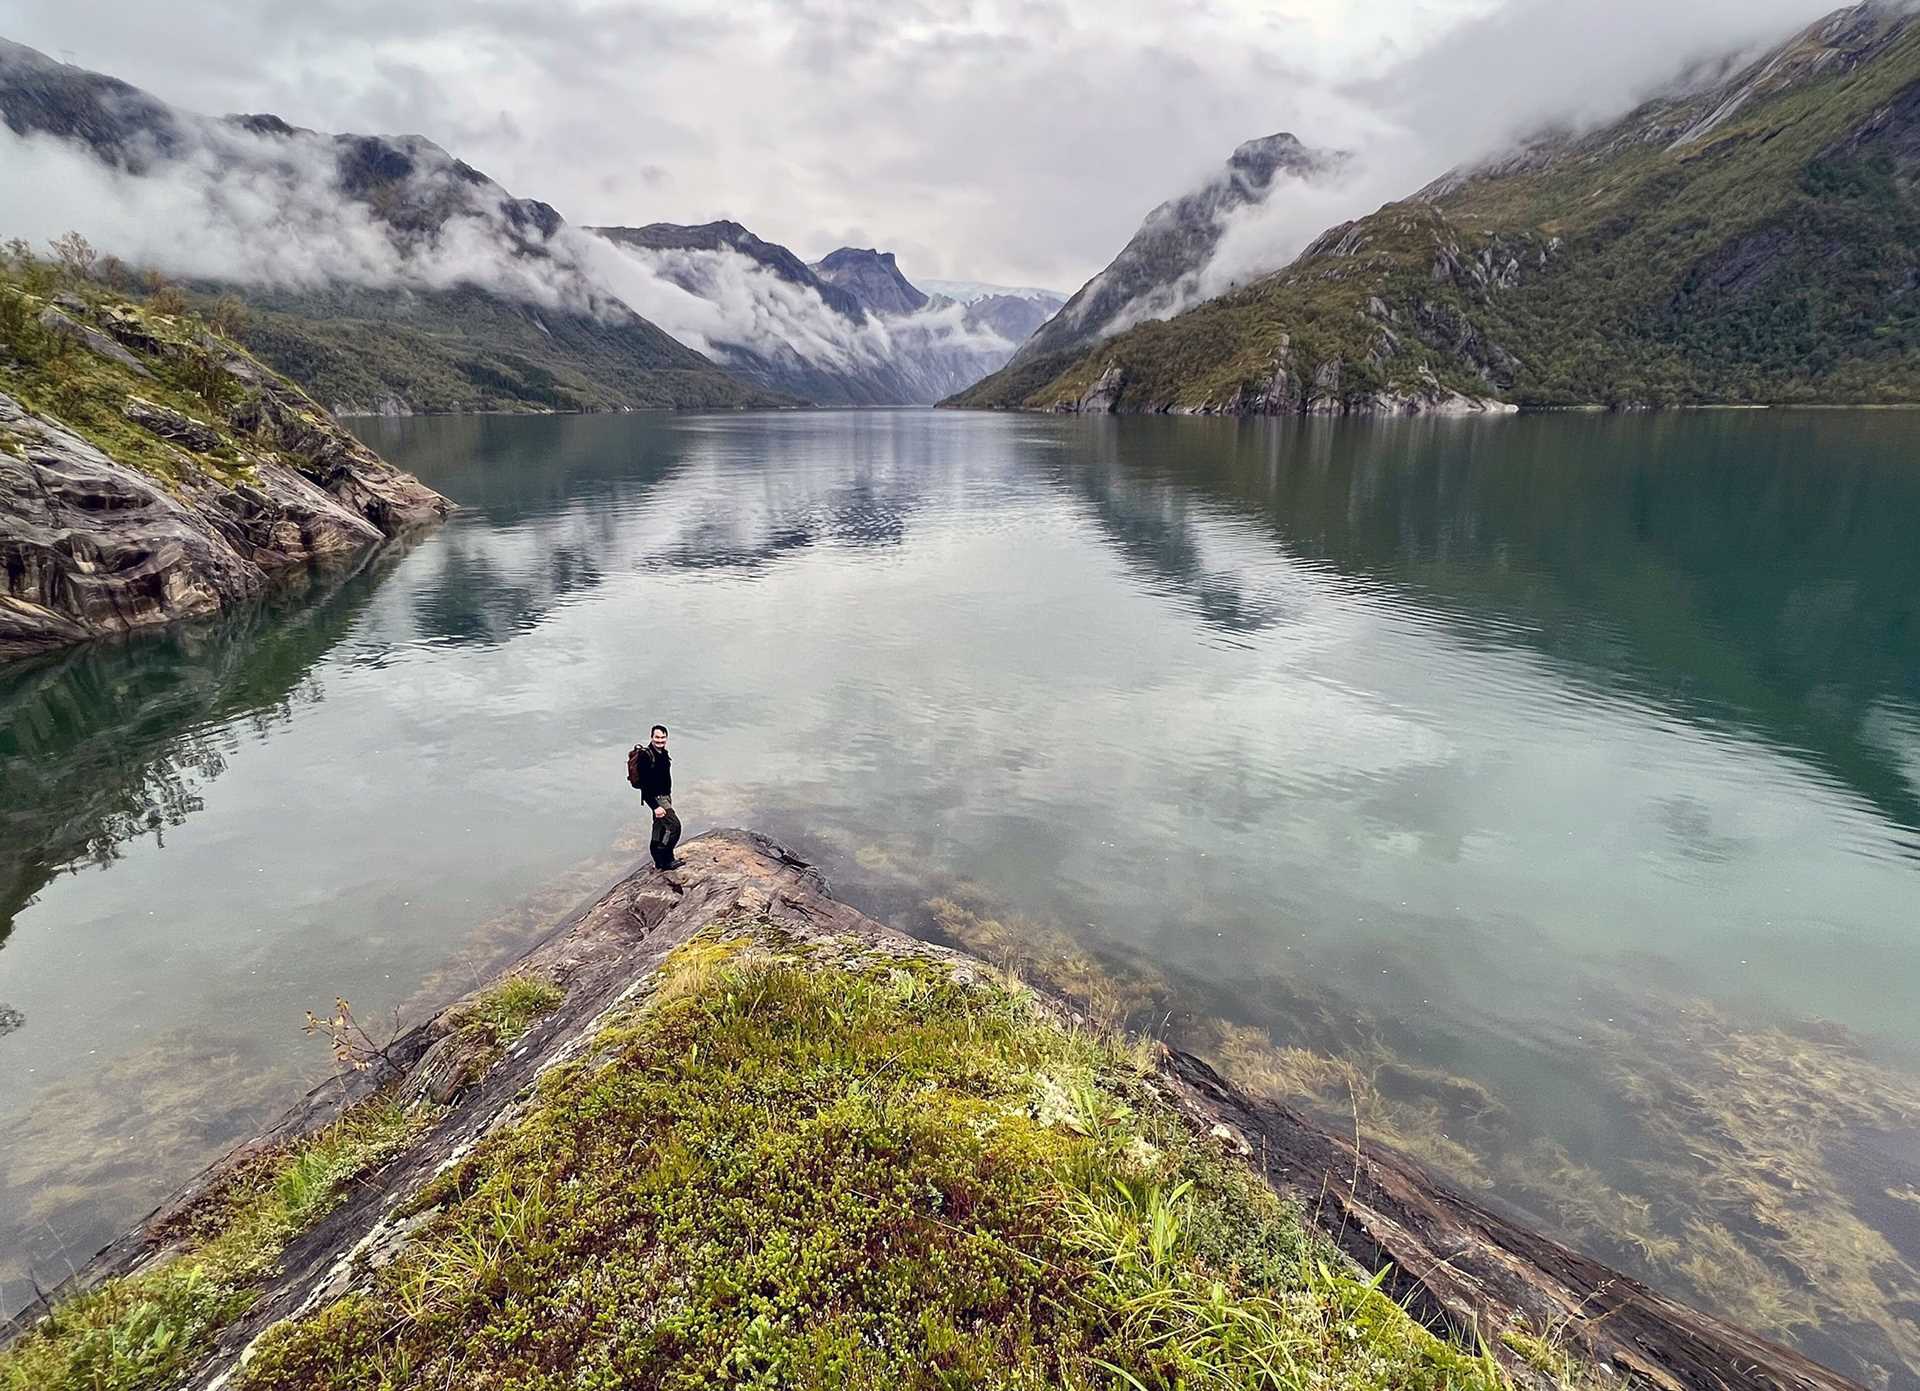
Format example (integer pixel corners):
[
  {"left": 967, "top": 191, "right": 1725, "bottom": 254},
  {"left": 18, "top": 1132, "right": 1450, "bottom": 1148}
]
[{"left": 0, "top": 272, "right": 448, "bottom": 659}]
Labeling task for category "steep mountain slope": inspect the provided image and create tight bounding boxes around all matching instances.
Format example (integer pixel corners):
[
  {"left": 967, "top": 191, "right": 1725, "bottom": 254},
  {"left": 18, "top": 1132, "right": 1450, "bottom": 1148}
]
[
  {"left": 0, "top": 40, "right": 787, "bottom": 413},
  {"left": 955, "top": 1, "right": 1920, "bottom": 415},
  {"left": 810, "top": 247, "right": 928, "bottom": 316},
  {"left": 0, "top": 253, "right": 447, "bottom": 657},
  {"left": 1011, "top": 133, "right": 1342, "bottom": 368}
]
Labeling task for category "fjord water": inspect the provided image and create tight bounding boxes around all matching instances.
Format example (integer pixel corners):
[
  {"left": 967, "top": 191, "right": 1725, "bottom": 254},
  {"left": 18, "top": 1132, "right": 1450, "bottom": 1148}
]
[{"left": 3, "top": 410, "right": 1918, "bottom": 1380}]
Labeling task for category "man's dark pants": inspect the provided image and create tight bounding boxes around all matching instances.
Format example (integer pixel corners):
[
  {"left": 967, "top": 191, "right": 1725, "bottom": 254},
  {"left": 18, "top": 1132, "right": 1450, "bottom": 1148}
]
[{"left": 651, "top": 795, "right": 682, "bottom": 867}]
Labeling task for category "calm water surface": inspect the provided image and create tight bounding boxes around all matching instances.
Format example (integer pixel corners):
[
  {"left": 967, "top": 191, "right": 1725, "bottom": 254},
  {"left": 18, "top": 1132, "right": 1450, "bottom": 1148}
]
[{"left": 2, "top": 410, "right": 1917, "bottom": 1382}]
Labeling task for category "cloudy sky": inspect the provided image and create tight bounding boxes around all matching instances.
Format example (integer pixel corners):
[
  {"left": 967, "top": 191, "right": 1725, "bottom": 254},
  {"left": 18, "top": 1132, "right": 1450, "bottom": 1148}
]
[{"left": 0, "top": 0, "right": 1838, "bottom": 290}]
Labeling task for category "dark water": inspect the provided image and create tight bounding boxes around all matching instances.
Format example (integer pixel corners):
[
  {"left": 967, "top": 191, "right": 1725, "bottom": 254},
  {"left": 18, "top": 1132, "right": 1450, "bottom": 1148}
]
[{"left": 2, "top": 410, "right": 1917, "bottom": 1382}]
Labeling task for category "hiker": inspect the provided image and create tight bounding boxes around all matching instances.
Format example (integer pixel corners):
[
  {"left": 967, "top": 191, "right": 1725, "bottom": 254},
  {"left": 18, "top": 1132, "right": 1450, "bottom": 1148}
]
[{"left": 629, "top": 723, "right": 682, "bottom": 870}]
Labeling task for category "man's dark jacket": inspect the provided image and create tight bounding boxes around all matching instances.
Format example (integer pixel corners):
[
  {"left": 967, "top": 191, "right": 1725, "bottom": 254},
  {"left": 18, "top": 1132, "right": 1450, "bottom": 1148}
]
[{"left": 636, "top": 746, "right": 672, "bottom": 808}]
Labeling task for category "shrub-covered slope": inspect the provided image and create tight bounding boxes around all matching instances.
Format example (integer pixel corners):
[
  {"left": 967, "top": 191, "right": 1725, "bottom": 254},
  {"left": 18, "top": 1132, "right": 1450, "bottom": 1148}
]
[
  {"left": 227, "top": 282, "right": 785, "bottom": 416},
  {"left": 0, "top": 254, "right": 448, "bottom": 658},
  {"left": 952, "top": 1, "right": 1920, "bottom": 415}
]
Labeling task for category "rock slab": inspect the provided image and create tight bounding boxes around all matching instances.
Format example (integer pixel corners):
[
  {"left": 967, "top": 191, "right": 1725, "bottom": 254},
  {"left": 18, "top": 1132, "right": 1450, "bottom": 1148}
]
[{"left": 2, "top": 831, "right": 1865, "bottom": 1391}]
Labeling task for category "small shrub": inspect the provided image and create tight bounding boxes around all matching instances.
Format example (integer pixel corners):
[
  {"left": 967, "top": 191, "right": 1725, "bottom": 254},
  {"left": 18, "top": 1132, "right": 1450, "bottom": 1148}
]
[
  {"left": 47, "top": 230, "right": 98, "bottom": 282},
  {"left": 148, "top": 283, "right": 188, "bottom": 317}
]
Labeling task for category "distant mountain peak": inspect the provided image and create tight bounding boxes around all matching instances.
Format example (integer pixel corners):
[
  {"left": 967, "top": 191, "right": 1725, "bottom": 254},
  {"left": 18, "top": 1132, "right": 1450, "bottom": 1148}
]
[
  {"left": 811, "top": 246, "right": 929, "bottom": 317},
  {"left": 591, "top": 220, "right": 867, "bottom": 322}
]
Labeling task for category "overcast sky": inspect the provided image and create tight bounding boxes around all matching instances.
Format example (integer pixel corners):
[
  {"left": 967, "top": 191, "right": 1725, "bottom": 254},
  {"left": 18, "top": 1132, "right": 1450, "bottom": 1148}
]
[{"left": 0, "top": 0, "right": 1838, "bottom": 290}]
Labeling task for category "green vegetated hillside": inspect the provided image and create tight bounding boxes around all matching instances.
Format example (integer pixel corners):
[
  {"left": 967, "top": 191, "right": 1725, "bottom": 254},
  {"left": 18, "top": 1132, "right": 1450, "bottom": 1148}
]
[
  {"left": 226, "top": 282, "right": 789, "bottom": 415},
  {"left": 953, "top": 2, "right": 1920, "bottom": 414}
]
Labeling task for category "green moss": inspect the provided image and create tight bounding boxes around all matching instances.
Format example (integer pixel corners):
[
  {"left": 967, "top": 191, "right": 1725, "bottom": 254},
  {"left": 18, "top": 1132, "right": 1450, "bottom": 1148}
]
[
  {"left": 0, "top": 259, "right": 273, "bottom": 492},
  {"left": 0, "top": 1096, "right": 428, "bottom": 1391},
  {"left": 238, "top": 926, "right": 1534, "bottom": 1390}
]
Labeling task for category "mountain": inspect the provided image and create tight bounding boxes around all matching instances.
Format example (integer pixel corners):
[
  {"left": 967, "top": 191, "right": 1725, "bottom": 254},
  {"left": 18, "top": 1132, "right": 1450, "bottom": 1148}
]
[
  {"left": 0, "top": 42, "right": 1066, "bottom": 411},
  {"left": 954, "top": 1, "right": 1920, "bottom": 415},
  {"left": 0, "top": 39, "right": 788, "bottom": 414},
  {"left": 940, "top": 288, "right": 1068, "bottom": 344},
  {"left": 1009, "top": 133, "right": 1342, "bottom": 369},
  {"left": 810, "top": 247, "right": 929, "bottom": 316},
  {"left": 593, "top": 220, "right": 867, "bottom": 321},
  {"left": 0, "top": 253, "right": 448, "bottom": 657},
  {"left": 590, "top": 224, "right": 1059, "bottom": 404}
]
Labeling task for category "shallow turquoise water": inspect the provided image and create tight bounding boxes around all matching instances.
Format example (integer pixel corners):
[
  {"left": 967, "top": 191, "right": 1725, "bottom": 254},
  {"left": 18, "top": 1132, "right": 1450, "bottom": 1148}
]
[{"left": 2, "top": 410, "right": 1917, "bottom": 1381}]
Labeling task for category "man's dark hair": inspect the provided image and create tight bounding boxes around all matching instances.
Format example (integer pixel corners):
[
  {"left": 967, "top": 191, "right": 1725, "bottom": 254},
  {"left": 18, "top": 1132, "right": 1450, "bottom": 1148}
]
[{"left": 652, "top": 724, "right": 669, "bottom": 737}]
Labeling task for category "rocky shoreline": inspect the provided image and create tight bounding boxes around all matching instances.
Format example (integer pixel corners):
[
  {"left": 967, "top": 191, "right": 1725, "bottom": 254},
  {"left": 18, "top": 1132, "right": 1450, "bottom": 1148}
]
[
  {"left": 1, "top": 285, "right": 449, "bottom": 662},
  {"left": 2, "top": 831, "right": 1863, "bottom": 1390},
  {"left": 1054, "top": 359, "right": 1518, "bottom": 417}
]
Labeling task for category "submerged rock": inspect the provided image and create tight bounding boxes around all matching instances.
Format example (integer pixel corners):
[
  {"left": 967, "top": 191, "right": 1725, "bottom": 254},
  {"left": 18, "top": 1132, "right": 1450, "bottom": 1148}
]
[{"left": 0, "top": 1004, "right": 21, "bottom": 1037}]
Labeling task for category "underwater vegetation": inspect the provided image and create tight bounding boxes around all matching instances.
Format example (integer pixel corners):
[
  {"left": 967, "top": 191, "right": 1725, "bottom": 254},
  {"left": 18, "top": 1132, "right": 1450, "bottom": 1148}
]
[{"left": 840, "top": 845, "right": 1920, "bottom": 1390}]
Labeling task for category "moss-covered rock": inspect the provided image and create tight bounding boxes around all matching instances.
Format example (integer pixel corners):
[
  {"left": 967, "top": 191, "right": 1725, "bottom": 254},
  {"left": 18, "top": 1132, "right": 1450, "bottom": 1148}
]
[
  {"left": 0, "top": 832, "right": 1859, "bottom": 1391},
  {"left": 0, "top": 259, "right": 449, "bottom": 660}
]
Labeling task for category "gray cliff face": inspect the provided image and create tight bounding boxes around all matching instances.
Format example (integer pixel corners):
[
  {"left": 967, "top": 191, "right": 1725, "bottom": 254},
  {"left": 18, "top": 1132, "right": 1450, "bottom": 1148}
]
[
  {"left": 0, "top": 302, "right": 447, "bottom": 661},
  {"left": 1016, "top": 132, "right": 1342, "bottom": 365},
  {"left": 810, "top": 247, "right": 930, "bottom": 317}
]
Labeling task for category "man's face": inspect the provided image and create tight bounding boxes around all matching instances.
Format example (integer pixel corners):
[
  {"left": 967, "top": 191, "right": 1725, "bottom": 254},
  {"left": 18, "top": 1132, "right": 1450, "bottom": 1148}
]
[{"left": 651, "top": 729, "right": 668, "bottom": 751}]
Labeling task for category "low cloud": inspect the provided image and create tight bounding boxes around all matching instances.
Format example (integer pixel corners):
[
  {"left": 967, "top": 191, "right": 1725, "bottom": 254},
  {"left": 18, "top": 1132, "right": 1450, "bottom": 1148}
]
[
  {"left": 0, "top": 121, "right": 606, "bottom": 309},
  {"left": 0, "top": 106, "right": 1014, "bottom": 396},
  {"left": 1087, "top": 0, "right": 1840, "bottom": 335}
]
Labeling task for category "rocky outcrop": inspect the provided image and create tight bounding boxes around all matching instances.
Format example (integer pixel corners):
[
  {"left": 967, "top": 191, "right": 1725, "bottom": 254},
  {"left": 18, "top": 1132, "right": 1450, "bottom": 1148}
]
[
  {"left": 1066, "top": 363, "right": 1128, "bottom": 414},
  {"left": 6, "top": 831, "right": 1863, "bottom": 1391},
  {"left": 0, "top": 395, "right": 264, "bottom": 654},
  {"left": 1, "top": 292, "right": 447, "bottom": 661}
]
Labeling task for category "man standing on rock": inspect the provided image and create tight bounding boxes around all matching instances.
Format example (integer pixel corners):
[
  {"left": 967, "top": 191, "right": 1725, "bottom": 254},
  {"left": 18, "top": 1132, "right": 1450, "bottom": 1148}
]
[{"left": 631, "top": 724, "right": 682, "bottom": 870}]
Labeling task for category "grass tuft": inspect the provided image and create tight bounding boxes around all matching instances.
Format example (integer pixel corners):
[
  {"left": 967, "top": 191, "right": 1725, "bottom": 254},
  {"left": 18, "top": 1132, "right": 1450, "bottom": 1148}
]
[{"left": 462, "top": 975, "right": 564, "bottom": 1047}]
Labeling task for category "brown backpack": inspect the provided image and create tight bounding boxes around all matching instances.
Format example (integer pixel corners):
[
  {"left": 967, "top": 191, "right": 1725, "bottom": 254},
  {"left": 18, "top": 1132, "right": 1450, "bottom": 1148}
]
[{"left": 626, "top": 744, "right": 646, "bottom": 789}]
